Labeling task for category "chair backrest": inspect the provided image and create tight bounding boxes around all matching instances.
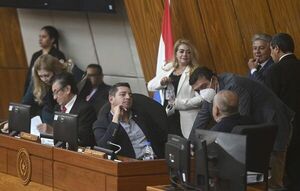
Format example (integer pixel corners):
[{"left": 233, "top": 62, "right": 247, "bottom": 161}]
[{"left": 231, "top": 123, "right": 277, "bottom": 173}]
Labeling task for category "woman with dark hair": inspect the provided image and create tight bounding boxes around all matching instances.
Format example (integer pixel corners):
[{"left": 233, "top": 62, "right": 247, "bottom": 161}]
[{"left": 23, "top": 25, "right": 66, "bottom": 95}]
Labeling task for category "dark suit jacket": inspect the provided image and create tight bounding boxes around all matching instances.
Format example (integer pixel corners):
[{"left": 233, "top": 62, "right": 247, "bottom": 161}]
[
  {"left": 55, "top": 97, "right": 97, "bottom": 147},
  {"left": 78, "top": 80, "right": 111, "bottom": 114},
  {"left": 265, "top": 54, "right": 300, "bottom": 147},
  {"left": 93, "top": 96, "right": 167, "bottom": 159},
  {"left": 211, "top": 113, "right": 256, "bottom": 133},
  {"left": 191, "top": 73, "right": 294, "bottom": 151},
  {"left": 248, "top": 58, "right": 274, "bottom": 83}
]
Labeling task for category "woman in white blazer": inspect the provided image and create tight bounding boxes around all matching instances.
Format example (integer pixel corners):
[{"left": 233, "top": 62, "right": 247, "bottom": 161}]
[{"left": 148, "top": 39, "right": 202, "bottom": 138}]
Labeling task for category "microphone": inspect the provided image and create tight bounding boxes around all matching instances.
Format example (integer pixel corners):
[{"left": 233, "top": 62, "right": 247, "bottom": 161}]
[{"left": 107, "top": 141, "right": 122, "bottom": 154}]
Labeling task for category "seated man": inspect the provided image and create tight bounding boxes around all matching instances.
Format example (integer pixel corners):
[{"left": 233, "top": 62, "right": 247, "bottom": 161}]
[
  {"left": 78, "top": 64, "right": 111, "bottom": 113},
  {"left": 212, "top": 90, "right": 255, "bottom": 132},
  {"left": 93, "top": 82, "right": 166, "bottom": 159},
  {"left": 38, "top": 72, "right": 96, "bottom": 147},
  {"left": 189, "top": 66, "right": 294, "bottom": 190}
]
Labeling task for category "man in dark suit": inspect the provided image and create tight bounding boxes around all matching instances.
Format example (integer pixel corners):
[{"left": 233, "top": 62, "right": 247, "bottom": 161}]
[
  {"left": 38, "top": 72, "right": 96, "bottom": 147},
  {"left": 93, "top": 82, "right": 167, "bottom": 159},
  {"left": 265, "top": 33, "right": 300, "bottom": 191},
  {"left": 247, "top": 33, "right": 274, "bottom": 83},
  {"left": 78, "top": 64, "right": 110, "bottom": 114},
  {"left": 189, "top": 67, "right": 294, "bottom": 191},
  {"left": 211, "top": 90, "right": 255, "bottom": 132}
]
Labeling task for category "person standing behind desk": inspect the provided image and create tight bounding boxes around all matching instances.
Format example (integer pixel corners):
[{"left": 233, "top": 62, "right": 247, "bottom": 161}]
[
  {"left": 265, "top": 33, "right": 300, "bottom": 191},
  {"left": 188, "top": 66, "right": 294, "bottom": 191},
  {"left": 22, "top": 54, "right": 67, "bottom": 124},
  {"left": 247, "top": 33, "right": 274, "bottom": 83},
  {"left": 148, "top": 39, "right": 203, "bottom": 139},
  {"left": 78, "top": 64, "right": 111, "bottom": 114},
  {"left": 24, "top": 25, "right": 66, "bottom": 96},
  {"left": 38, "top": 72, "right": 96, "bottom": 147}
]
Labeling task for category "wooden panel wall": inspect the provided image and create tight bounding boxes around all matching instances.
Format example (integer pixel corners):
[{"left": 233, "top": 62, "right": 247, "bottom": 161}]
[
  {"left": 0, "top": 8, "right": 27, "bottom": 119},
  {"left": 124, "top": 0, "right": 300, "bottom": 82}
]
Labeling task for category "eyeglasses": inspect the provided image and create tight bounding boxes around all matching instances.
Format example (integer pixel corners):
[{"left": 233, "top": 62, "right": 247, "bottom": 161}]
[{"left": 52, "top": 86, "right": 65, "bottom": 97}]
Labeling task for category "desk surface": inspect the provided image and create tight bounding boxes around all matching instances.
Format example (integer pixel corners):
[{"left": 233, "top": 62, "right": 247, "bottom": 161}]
[{"left": 0, "top": 134, "right": 170, "bottom": 191}]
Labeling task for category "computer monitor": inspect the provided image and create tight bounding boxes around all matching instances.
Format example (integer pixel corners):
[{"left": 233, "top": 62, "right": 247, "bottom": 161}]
[
  {"left": 193, "top": 129, "right": 247, "bottom": 191},
  {"left": 8, "top": 103, "right": 31, "bottom": 136},
  {"left": 53, "top": 112, "right": 78, "bottom": 151},
  {"left": 165, "top": 134, "right": 190, "bottom": 187}
]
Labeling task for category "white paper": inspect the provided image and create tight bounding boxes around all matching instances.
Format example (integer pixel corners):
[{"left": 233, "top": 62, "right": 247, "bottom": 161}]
[
  {"left": 30, "top": 116, "right": 43, "bottom": 136},
  {"left": 41, "top": 138, "right": 54, "bottom": 146}
]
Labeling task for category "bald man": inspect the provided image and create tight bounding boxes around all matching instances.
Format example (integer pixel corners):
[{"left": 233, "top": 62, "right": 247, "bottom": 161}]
[{"left": 211, "top": 90, "right": 255, "bottom": 132}]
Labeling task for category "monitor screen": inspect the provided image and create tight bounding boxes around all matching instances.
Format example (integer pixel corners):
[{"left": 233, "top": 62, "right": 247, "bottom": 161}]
[
  {"left": 8, "top": 102, "right": 31, "bottom": 136},
  {"left": 165, "top": 134, "right": 190, "bottom": 185},
  {"left": 193, "top": 129, "right": 247, "bottom": 191},
  {"left": 53, "top": 112, "right": 78, "bottom": 151}
]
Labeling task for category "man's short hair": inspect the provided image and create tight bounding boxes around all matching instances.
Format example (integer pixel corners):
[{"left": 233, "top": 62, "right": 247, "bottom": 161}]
[
  {"left": 270, "top": 33, "right": 295, "bottom": 53},
  {"left": 252, "top": 33, "right": 272, "bottom": 43},
  {"left": 109, "top": 82, "right": 131, "bottom": 96},
  {"left": 52, "top": 72, "right": 78, "bottom": 94},
  {"left": 189, "top": 66, "right": 215, "bottom": 86},
  {"left": 86, "top": 64, "right": 103, "bottom": 75},
  {"left": 214, "top": 90, "right": 239, "bottom": 116}
]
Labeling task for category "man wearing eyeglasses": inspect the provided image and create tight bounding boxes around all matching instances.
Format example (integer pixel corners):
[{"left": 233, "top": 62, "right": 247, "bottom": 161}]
[{"left": 38, "top": 72, "right": 97, "bottom": 147}]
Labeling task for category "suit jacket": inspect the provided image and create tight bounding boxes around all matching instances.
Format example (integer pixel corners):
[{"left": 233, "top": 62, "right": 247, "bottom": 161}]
[
  {"left": 248, "top": 58, "right": 274, "bottom": 83},
  {"left": 93, "top": 101, "right": 167, "bottom": 159},
  {"left": 265, "top": 54, "right": 300, "bottom": 147},
  {"left": 55, "top": 97, "right": 96, "bottom": 147},
  {"left": 147, "top": 63, "right": 202, "bottom": 138},
  {"left": 211, "top": 113, "right": 256, "bottom": 133},
  {"left": 191, "top": 73, "right": 294, "bottom": 151},
  {"left": 78, "top": 80, "right": 111, "bottom": 114}
]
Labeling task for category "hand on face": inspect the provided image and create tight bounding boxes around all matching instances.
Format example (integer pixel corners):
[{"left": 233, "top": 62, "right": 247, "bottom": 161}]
[
  {"left": 248, "top": 58, "right": 259, "bottom": 70},
  {"left": 112, "top": 104, "right": 127, "bottom": 123}
]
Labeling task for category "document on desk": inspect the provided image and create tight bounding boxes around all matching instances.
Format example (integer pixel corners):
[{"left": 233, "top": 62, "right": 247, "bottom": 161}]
[
  {"left": 30, "top": 116, "right": 54, "bottom": 146},
  {"left": 30, "top": 116, "right": 42, "bottom": 136}
]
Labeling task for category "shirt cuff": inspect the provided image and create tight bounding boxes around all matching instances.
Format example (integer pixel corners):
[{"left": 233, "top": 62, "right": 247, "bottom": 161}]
[{"left": 250, "top": 68, "right": 257, "bottom": 74}]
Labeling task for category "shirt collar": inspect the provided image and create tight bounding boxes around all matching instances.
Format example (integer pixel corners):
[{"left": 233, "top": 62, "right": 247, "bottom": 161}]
[
  {"left": 259, "top": 58, "right": 271, "bottom": 68},
  {"left": 279, "top": 53, "right": 293, "bottom": 62},
  {"left": 64, "top": 95, "right": 77, "bottom": 113}
]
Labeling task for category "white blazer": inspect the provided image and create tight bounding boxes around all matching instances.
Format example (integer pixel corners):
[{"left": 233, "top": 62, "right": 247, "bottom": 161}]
[{"left": 148, "top": 63, "right": 202, "bottom": 138}]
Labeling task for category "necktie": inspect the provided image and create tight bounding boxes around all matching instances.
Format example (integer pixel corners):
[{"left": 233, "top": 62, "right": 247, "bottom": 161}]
[
  {"left": 61, "top": 106, "right": 67, "bottom": 113},
  {"left": 256, "top": 64, "right": 262, "bottom": 72}
]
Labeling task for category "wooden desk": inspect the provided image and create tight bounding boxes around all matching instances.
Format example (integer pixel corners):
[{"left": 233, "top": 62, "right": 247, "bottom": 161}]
[
  {"left": 0, "top": 134, "right": 170, "bottom": 191},
  {"left": 147, "top": 184, "right": 265, "bottom": 191}
]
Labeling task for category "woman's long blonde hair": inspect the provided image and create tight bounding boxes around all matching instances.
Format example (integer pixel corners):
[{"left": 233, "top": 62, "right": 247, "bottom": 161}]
[
  {"left": 172, "top": 39, "right": 200, "bottom": 74},
  {"left": 33, "top": 54, "right": 67, "bottom": 104}
]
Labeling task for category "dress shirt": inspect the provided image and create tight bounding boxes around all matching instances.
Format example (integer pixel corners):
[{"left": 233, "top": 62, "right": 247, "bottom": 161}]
[{"left": 64, "top": 95, "right": 77, "bottom": 113}]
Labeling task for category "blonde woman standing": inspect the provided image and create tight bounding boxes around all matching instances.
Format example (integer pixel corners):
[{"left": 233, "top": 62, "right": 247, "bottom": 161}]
[{"left": 148, "top": 39, "right": 203, "bottom": 138}]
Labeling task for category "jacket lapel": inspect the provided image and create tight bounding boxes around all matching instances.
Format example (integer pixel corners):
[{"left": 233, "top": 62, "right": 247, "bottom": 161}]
[{"left": 176, "top": 66, "right": 190, "bottom": 94}]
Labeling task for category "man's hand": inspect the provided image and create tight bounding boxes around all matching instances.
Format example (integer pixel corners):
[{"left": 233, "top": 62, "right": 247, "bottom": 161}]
[
  {"left": 37, "top": 123, "right": 53, "bottom": 134},
  {"left": 111, "top": 104, "right": 126, "bottom": 124},
  {"left": 248, "top": 58, "right": 259, "bottom": 70},
  {"left": 1, "top": 123, "right": 9, "bottom": 134}
]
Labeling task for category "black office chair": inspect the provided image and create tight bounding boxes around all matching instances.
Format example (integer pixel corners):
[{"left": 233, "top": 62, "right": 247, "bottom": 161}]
[{"left": 231, "top": 123, "right": 277, "bottom": 190}]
